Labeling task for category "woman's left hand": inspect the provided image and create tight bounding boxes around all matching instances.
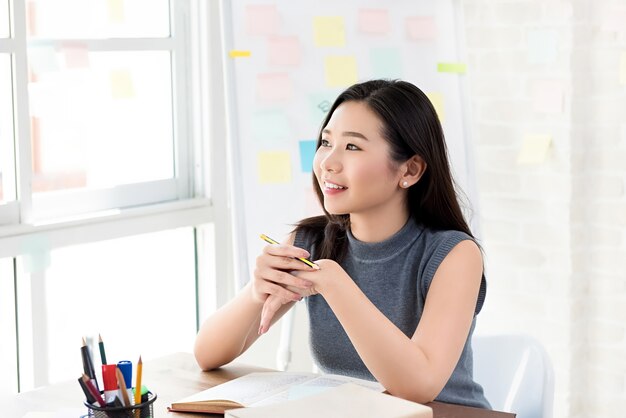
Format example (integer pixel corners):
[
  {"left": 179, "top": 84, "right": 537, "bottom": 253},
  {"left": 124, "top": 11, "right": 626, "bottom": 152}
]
[{"left": 258, "top": 259, "right": 348, "bottom": 334}]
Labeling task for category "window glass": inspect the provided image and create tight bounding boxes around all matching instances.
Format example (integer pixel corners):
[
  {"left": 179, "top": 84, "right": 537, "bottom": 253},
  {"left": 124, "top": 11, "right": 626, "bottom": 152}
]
[
  {"left": 27, "top": 50, "right": 174, "bottom": 192},
  {"left": 25, "top": 0, "right": 170, "bottom": 39},
  {"left": 0, "top": 54, "right": 14, "bottom": 203},
  {"left": 0, "top": 258, "right": 17, "bottom": 395},
  {"left": 16, "top": 227, "right": 196, "bottom": 387}
]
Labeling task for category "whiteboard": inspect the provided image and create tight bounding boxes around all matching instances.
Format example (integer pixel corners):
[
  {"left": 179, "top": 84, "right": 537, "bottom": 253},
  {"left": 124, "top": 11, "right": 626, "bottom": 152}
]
[{"left": 223, "top": 0, "right": 477, "bottom": 288}]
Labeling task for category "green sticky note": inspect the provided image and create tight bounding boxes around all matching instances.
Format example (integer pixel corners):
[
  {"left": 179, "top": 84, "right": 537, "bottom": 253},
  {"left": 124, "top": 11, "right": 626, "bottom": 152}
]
[
  {"left": 437, "top": 62, "right": 467, "bottom": 74},
  {"left": 251, "top": 110, "right": 290, "bottom": 142},
  {"left": 370, "top": 48, "right": 402, "bottom": 79},
  {"left": 309, "top": 92, "right": 334, "bottom": 125}
]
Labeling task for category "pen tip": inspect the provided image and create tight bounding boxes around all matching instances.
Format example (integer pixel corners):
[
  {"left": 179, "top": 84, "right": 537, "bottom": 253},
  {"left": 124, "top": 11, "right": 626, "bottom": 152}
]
[
  {"left": 99, "top": 334, "right": 102, "bottom": 342},
  {"left": 82, "top": 336, "right": 86, "bottom": 346},
  {"left": 138, "top": 355, "right": 142, "bottom": 363}
]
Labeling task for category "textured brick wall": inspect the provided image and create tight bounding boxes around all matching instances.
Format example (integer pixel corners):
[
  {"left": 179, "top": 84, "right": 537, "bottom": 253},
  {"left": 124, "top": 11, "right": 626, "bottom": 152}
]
[{"left": 463, "top": 1, "right": 626, "bottom": 417}]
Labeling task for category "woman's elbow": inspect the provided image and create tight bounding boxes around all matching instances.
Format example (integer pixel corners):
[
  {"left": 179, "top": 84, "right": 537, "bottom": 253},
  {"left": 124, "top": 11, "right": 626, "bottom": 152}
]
[{"left": 387, "top": 378, "right": 442, "bottom": 405}]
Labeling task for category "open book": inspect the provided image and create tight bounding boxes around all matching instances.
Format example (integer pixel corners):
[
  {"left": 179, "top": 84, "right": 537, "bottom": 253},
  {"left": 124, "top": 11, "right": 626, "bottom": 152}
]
[
  {"left": 169, "top": 371, "right": 385, "bottom": 414},
  {"left": 226, "top": 383, "right": 433, "bottom": 418}
]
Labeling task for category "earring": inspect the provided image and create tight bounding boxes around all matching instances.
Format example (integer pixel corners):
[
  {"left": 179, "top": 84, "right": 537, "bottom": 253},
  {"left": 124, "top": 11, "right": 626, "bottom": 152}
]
[{"left": 402, "top": 181, "right": 409, "bottom": 188}]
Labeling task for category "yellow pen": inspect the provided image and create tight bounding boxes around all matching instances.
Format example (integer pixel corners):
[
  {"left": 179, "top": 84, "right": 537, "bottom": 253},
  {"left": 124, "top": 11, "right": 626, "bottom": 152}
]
[{"left": 260, "top": 234, "right": 320, "bottom": 270}]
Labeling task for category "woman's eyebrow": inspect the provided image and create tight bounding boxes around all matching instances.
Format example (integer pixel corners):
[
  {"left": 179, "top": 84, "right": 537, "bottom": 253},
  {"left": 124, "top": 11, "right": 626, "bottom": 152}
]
[{"left": 322, "top": 128, "right": 369, "bottom": 141}]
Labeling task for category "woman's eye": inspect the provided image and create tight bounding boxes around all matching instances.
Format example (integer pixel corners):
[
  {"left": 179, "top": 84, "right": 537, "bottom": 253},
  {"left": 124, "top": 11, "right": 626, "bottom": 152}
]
[
  {"left": 320, "top": 139, "right": 331, "bottom": 147},
  {"left": 346, "top": 144, "right": 360, "bottom": 151}
]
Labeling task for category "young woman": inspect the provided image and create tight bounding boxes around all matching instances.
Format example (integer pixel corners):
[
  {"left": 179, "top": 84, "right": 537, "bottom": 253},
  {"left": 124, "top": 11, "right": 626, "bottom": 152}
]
[{"left": 194, "top": 79, "right": 490, "bottom": 408}]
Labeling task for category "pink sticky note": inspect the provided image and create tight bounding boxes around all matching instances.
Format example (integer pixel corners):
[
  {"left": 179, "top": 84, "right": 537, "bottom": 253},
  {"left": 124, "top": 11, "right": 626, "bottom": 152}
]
[
  {"left": 601, "top": 7, "right": 626, "bottom": 32},
  {"left": 531, "top": 80, "right": 564, "bottom": 113},
  {"left": 256, "top": 73, "right": 293, "bottom": 102},
  {"left": 61, "top": 42, "right": 90, "bottom": 69},
  {"left": 245, "top": 4, "right": 279, "bottom": 36},
  {"left": 267, "top": 36, "right": 301, "bottom": 67},
  {"left": 358, "top": 8, "right": 389, "bottom": 35},
  {"left": 406, "top": 16, "right": 437, "bottom": 40}
]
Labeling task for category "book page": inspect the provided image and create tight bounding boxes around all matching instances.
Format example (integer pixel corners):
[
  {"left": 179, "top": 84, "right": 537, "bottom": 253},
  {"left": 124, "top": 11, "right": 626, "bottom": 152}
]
[
  {"left": 175, "top": 372, "right": 315, "bottom": 406},
  {"left": 249, "top": 373, "right": 385, "bottom": 407}
]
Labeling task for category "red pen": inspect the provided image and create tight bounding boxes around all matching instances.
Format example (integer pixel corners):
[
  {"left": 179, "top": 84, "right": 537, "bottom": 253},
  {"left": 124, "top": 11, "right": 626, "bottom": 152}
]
[{"left": 82, "top": 374, "right": 106, "bottom": 407}]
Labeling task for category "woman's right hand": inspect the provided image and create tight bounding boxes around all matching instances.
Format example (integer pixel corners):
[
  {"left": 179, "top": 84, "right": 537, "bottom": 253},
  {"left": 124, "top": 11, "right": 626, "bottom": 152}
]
[{"left": 252, "top": 241, "right": 317, "bottom": 308}]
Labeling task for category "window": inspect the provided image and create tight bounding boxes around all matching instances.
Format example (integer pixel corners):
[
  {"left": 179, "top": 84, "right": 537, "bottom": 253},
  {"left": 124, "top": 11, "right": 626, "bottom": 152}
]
[
  {"left": 0, "top": 0, "right": 230, "bottom": 394},
  {"left": 15, "top": 228, "right": 197, "bottom": 389}
]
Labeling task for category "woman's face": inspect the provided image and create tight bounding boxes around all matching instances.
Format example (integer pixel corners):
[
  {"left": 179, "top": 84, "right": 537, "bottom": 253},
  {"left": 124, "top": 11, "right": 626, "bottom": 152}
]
[{"left": 313, "top": 101, "right": 406, "bottom": 217}]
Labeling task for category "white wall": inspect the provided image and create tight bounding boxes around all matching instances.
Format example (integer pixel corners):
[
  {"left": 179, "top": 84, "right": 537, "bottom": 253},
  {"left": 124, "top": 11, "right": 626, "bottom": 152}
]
[{"left": 464, "top": 1, "right": 626, "bottom": 417}]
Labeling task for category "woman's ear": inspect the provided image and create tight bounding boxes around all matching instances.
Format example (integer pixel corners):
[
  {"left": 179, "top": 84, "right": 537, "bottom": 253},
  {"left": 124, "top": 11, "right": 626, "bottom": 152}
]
[{"left": 399, "top": 155, "right": 427, "bottom": 189}]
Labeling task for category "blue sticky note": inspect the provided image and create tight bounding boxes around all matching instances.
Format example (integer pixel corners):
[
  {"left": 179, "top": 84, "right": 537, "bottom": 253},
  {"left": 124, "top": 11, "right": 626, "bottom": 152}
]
[
  {"left": 527, "top": 29, "right": 559, "bottom": 64},
  {"left": 251, "top": 110, "right": 290, "bottom": 142},
  {"left": 370, "top": 47, "right": 402, "bottom": 78},
  {"left": 299, "top": 140, "right": 317, "bottom": 173}
]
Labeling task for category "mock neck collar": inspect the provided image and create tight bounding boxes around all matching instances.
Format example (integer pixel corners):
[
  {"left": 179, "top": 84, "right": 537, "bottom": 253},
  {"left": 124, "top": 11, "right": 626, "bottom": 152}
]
[{"left": 346, "top": 217, "right": 423, "bottom": 262}]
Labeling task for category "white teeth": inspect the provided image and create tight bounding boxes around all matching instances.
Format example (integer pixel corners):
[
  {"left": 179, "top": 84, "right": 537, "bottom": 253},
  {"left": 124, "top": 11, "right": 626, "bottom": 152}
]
[{"left": 325, "top": 182, "right": 345, "bottom": 189}]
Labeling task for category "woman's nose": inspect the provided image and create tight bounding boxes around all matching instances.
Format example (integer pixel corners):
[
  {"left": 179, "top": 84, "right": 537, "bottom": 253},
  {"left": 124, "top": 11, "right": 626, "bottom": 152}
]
[{"left": 320, "top": 149, "right": 342, "bottom": 173}]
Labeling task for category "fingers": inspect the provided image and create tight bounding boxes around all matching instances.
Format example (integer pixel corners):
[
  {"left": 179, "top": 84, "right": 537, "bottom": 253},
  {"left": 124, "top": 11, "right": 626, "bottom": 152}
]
[
  {"left": 261, "top": 245, "right": 318, "bottom": 271},
  {"left": 255, "top": 265, "right": 314, "bottom": 290},
  {"left": 259, "top": 296, "right": 284, "bottom": 335}
]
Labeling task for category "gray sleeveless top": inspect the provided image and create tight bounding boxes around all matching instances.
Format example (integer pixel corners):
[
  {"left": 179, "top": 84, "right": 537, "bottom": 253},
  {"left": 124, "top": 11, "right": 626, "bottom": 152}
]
[{"left": 294, "top": 218, "right": 490, "bottom": 409}]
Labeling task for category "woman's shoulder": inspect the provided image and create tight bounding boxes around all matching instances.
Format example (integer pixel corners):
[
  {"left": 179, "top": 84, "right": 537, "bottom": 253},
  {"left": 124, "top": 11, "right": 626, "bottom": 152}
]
[{"left": 292, "top": 215, "right": 328, "bottom": 252}]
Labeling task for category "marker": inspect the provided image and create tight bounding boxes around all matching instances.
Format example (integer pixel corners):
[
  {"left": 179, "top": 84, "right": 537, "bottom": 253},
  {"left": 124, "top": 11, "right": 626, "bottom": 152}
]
[
  {"left": 82, "top": 374, "right": 106, "bottom": 407},
  {"left": 77, "top": 375, "right": 97, "bottom": 404},
  {"left": 117, "top": 360, "right": 134, "bottom": 402},
  {"left": 101, "top": 364, "right": 118, "bottom": 405},
  {"left": 134, "top": 356, "right": 143, "bottom": 406},
  {"left": 259, "top": 234, "right": 319, "bottom": 269},
  {"left": 81, "top": 337, "right": 99, "bottom": 392},
  {"left": 98, "top": 334, "right": 107, "bottom": 365}
]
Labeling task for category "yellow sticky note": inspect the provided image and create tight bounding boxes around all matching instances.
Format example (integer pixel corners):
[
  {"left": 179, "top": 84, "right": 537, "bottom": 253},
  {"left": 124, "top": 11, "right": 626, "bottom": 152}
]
[
  {"left": 517, "top": 134, "right": 552, "bottom": 165},
  {"left": 229, "top": 50, "right": 251, "bottom": 58},
  {"left": 313, "top": 16, "right": 345, "bottom": 47},
  {"left": 426, "top": 92, "right": 445, "bottom": 122},
  {"left": 110, "top": 70, "right": 135, "bottom": 99},
  {"left": 619, "top": 52, "right": 626, "bottom": 84},
  {"left": 108, "top": 0, "right": 124, "bottom": 23},
  {"left": 258, "top": 151, "right": 292, "bottom": 184},
  {"left": 437, "top": 62, "right": 467, "bottom": 74},
  {"left": 324, "top": 56, "right": 358, "bottom": 87}
]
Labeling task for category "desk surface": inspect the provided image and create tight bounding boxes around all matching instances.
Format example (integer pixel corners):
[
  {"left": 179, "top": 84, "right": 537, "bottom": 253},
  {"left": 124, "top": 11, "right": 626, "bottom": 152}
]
[{"left": 1, "top": 352, "right": 514, "bottom": 418}]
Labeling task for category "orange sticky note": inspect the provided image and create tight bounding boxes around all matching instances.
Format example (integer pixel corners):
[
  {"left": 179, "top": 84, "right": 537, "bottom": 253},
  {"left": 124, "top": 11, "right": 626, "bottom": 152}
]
[
  {"left": 61, "top": 42, "right": 90, "bottom": 68},
  {"left": 358, "top": 9, "right": 389, "bottom": 34},
  {"left": 267, "top": 36, "right": 301, "bottom": 67},
  {"left": 258, "top": 151, "right": 292, "bottom": 184},
  {"left": 256, "top": 73, "right": 293, "bottom": 102},
  {"left": 245, "top": 4, "right": 279, "bottom": 36},
  {"left": 110, "top": 70, "right": 135, "bottom": 99},
  {"left": 324, "top": 56, "right": 358, "bottom": 87},
  {"left": 406, "top": 16, "right": 437, "bottom": 40},
  {"left": 313, "top": 16, "right": 345, "bottom": 47}
]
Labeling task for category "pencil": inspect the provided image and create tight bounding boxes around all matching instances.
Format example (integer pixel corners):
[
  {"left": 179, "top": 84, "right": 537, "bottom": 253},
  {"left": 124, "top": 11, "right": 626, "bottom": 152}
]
[
  {"left": 134, "top": 356, "right": 143, "bottom": 406},
  {"left": 98, "top": 334, "right": 107, "bottom": 365},
  {"left": 116, "top": 367, "right": 131, "bottom": 406},
  {"left": 259, "top": 234, "right": 319, "bottom": 269},
  {"left": 82, "top": 374, "right": 106, "bottom": 407}
]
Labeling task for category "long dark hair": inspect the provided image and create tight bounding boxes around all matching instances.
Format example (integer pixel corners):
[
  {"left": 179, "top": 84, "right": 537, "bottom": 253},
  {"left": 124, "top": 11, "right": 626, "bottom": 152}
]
[{"left": 294, "top": 79, "right": 474, "bottom": 262}]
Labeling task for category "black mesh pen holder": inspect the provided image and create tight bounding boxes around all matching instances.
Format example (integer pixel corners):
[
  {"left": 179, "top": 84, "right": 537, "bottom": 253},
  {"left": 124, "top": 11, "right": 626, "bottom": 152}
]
[{"left": 85, "top": 392, "right": 156, "bottom": 418}]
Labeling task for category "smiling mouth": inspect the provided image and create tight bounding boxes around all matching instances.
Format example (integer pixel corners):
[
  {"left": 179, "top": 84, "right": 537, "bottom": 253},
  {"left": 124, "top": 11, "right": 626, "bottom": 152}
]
[{"left": 323, "top": 181, "right": 347, "bottom": 190}]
